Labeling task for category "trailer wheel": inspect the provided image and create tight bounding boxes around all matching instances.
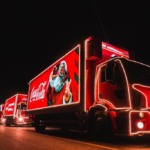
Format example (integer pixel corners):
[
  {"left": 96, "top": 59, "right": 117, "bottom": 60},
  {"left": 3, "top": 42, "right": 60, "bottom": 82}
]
[
  {"left": 88, "top": 109, "right": 113, "bottom": 139},
  {"left": 35, "top": 125, "right": 46, "bottom": 133},
  {"left": 5, "top": 123, "right": 11, "bottom": 127},
  {"left": 34, "top": 120, "right": 46, "bottom": 133}
]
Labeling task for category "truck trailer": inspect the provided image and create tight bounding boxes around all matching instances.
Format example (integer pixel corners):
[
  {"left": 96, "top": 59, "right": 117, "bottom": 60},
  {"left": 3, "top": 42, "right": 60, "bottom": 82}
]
[
  {"left": 3, "top": 93, "right": 32, "bottom": 126},
  {"left": 27, "top": 36, "right": 150, "bottom": 137}
]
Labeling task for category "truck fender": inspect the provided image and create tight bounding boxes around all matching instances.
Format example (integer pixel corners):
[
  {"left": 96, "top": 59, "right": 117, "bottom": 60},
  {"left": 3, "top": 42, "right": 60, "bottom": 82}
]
[
  {"left": 87, "top": 105, "right": 114, "bottom": 138},
  {"left": 34, "top": 116, "right": 46, "bottom": 133}
]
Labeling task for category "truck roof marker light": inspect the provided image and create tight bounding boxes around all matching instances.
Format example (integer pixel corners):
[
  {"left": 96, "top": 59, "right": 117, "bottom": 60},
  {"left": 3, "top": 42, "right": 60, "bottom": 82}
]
[
  {"left": 132, "top": 84, "right": 150, "bottom": 108},
  {"left": 110, "top": 54, "right": 116, "bottom": 58}
]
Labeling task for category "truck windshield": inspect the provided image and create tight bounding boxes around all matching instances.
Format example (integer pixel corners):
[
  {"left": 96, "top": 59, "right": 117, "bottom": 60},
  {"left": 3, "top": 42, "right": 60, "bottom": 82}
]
[
  {"left": 20, "top": 103, "right": 27, "bottom": 110},
  {"left": 121, "top": 58, "right": 150, "bottom": 85}
]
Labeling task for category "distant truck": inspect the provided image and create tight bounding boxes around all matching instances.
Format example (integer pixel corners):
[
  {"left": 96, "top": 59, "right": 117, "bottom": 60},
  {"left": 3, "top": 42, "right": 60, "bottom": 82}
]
[
  {"left": 27, "top": 36, "right": 150, "bottom": 137},
  {"left": 0, "top": 104, "right": 5, "bottom": 125},
  {"left": 3, "top": 93, "right": 32, "bottom": 126}
]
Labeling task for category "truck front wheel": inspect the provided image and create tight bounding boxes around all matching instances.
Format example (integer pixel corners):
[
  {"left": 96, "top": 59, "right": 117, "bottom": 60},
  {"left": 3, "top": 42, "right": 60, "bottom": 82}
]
[
  {"left": 88, "top": 109, "right": 114, "bottom": 139},
  {"left": 5, "top": 123, "right": 11, "bottom": 127}
]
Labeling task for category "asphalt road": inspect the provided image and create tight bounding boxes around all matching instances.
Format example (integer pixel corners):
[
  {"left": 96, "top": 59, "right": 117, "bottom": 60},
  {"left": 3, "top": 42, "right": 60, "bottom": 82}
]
[{"left": 0, "top": 125, "right": 150, "bottom": 150}]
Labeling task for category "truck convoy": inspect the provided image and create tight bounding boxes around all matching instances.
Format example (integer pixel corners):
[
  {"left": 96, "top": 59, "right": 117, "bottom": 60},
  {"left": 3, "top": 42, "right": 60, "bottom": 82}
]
[
  {"left": 27, "top": 36, "right": 150, "bottom": 137},
  {"left": 3, "top": 93, "right": 32, "bottom": 126}
]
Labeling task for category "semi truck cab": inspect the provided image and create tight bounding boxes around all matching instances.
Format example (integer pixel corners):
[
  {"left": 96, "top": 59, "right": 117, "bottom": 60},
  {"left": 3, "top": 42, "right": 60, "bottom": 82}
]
[{"left": 92, "top": 57, "right": 150, "bottom": 136}]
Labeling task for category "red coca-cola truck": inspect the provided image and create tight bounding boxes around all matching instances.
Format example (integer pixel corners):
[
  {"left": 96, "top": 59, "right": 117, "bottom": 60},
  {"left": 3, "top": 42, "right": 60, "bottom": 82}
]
[
  {"left": 0, "top": 104, "right": 5, "bottom": 125},
  {"left": 3, "top": 93, "right": 32, "bottom": 126},
  {"left": 27, "top": 36, "right": 150, "bottom": 137}
]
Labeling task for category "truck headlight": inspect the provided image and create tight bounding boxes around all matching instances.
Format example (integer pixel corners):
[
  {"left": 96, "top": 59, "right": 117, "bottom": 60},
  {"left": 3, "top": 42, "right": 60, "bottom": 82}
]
[
  {"left": 18, "top": 117, "right": 23, "bottom": 122},
  {"left": 2, "top": 118, "right": 6, "bottom": 123},
  {"left": 137, "top": 121, "right": 144, "bottom": 129}
]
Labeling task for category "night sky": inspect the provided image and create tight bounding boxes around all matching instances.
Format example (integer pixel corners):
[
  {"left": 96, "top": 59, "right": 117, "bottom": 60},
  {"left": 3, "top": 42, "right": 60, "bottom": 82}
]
[{"left": 1, "top": 1, "right": 150, "bottom": 103}]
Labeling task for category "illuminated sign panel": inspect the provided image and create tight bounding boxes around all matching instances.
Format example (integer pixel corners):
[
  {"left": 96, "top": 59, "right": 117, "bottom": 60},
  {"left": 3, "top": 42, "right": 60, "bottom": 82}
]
[
  {"left": 102, "top": 41, "right": 129, "bottom": 61},
  {"left": 4, "top": 94, "right": 27, "bottom": 116},
  {"left": 4, "top": 96, "right": 16, "bottom": 116},
  {"left": 18, "top": 94, "right": 28, "bottom": 104},
  {"left": 28, "top": 46, "right": 80, "bottom": 110}
]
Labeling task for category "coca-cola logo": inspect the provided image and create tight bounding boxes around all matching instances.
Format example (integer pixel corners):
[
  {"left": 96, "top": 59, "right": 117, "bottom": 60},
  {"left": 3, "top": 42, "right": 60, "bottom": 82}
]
[
  {"left": 6, "top": 102, "right": 14, "bottom": 111},
  {"left": 30, "top": 82, "right": 47, "bottom": 103}
]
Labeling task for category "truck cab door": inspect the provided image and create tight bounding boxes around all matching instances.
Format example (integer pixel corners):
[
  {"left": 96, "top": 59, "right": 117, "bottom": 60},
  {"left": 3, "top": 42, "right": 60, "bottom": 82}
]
[
  {"left": 16, "top": 103, "right": 27, "bottom": 117},
  {"left": 98, "top": 59, "right": 130, "bottom": 108},
  {"left": 16, "top": 104, "right": 21, "bottom": 117}
]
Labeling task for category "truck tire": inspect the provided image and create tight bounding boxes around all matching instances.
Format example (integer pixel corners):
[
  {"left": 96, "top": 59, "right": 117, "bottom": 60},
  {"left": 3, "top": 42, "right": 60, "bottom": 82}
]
[
  {"left": 35, "top": 125, "right": 46, "bottom": 133},
  {"left": 88, "top": 109, "right": 114, "bottom": 139},
  {"left": 5, "top": 123, "right": 11, "bottom": 126},
  {"left": 34, "top": 119, "right": 46, "bottom": 133}
]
